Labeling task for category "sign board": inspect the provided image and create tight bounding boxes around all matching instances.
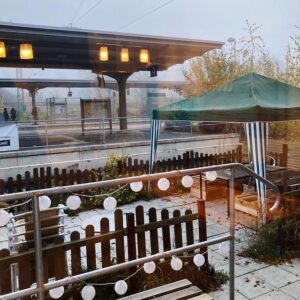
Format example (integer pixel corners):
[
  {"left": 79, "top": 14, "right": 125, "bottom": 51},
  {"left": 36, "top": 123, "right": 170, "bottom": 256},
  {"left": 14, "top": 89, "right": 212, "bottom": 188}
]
[
  {"left": 54, "top": 104, "right": 66, "bottom": 114},
  {"left": 82, "top": 99, "right": 110, "bottom": 119},
  {"left": 0, "top": 124, "right": 19, "bottom": 152}
]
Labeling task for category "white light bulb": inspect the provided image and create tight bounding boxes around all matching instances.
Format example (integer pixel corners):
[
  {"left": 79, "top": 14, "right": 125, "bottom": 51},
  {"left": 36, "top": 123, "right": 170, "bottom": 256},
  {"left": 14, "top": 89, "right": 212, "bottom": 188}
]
[
  {"left": 49, "top": 286, "right": 64, "bottom": 299},
  {"left": 205, "top": 171, "right": 218, "bottom": 181},
  {"left": 157, "top": 178, "right": 170, "bottom": 191},
  {"left": 181, "top": 175, "right": 194, "bottom": 188},
  {"left": 193, "top": 254, "right": 205, "bottom": 267},
  {"left": 130, "top": 181, "right": 143, "bottom": 192},
  {"left": 66, "top": 195, "right": 81, "bottom": 210},
  {"left": 81, "top": 285, "right": 96, "bottom": 300},
  {"left": 218, "top": 242, "right": 230, "bottom": 255},
  {"left": 0, "top": 209, "right": 10, "bottom": 227},
  {"left": 170, "top": 256, "right": 183, "bottom": 271},
  {"left": 103, "top": 196, "right": 117, "bottom": 211},
  {"left": 114, "top": 280, "right": 128, "bottom": 295},
  {"left": 38, "top": 195, "right": 52, "bottom": 211},
  {"left": 144, "top": 261, "right": 156, "bottom": 274}
]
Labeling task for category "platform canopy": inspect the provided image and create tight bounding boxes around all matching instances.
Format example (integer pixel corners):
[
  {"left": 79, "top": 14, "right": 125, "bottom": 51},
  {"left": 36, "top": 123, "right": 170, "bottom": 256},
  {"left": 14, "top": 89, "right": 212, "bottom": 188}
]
[
  {"left": 0, "top": 22, "right": 223, "bottom": 73},
  {"left": 0, "top": 22, "right": 222, "bottom": 129},
  {"left": 0, "top": 78, "right": 187, "bottom": 91},
  {"left": 152, "top": 72, "right": 300, "bottom": 122}
]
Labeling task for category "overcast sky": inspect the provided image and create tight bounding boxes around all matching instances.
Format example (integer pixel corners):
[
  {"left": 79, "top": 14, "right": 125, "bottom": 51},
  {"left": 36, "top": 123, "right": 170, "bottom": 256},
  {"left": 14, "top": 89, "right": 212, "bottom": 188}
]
[{"left": 0, "top": 0, "right": 299, "bottom": 82}]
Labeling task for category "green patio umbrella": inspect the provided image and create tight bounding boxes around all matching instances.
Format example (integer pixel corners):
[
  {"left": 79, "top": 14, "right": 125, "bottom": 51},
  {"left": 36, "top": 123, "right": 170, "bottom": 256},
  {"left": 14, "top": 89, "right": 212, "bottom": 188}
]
[{"left": 150, "top": 72, "right": 300, "bottom": 221}]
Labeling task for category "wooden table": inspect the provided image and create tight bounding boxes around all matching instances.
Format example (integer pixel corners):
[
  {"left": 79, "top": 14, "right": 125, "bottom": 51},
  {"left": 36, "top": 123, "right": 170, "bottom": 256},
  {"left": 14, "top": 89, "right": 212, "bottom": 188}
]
[{"left": 118, "top": 279, "right": 213, "bottom": 300}]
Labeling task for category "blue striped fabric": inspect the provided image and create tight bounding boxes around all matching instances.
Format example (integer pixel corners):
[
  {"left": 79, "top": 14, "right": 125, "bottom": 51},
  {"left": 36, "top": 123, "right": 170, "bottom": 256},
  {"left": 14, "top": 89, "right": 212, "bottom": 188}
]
[
  {"left": 149, "top": 119, "right": 160, "bottom": 173},
  {"left": 245, "top": 122, "right": 268, "bottom": 223}
]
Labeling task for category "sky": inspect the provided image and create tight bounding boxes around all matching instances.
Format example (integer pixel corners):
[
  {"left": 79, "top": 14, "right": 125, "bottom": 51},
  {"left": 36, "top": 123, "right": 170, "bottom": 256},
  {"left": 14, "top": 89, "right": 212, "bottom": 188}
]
[{"left": 0, "top": 0, "right": 299, "bottom": 84}]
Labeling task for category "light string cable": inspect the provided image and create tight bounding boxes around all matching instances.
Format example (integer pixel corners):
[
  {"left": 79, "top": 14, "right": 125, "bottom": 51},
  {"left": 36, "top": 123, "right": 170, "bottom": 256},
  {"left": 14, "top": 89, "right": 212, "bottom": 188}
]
[
  {"left": 61, "top": 183, "right": 129, "bottom": 198},
  {"left": 76, "top": 265, "right": 144, "bottom": 286},
  {"left": 2, "top": 198, "right": 32, "bottom": 210}
]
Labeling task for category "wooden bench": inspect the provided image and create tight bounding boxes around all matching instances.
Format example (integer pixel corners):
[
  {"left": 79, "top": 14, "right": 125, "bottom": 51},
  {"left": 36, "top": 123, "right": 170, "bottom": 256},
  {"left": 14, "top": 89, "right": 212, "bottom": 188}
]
[{"left": 119, "top": 279, "right": 212, "bottom": 300}]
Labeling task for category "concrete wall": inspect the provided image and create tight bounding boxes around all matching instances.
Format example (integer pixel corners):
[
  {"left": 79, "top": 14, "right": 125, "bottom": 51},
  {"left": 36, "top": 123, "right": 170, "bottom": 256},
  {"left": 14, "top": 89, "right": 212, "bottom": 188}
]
[{"left": 0, "top": 133, "right": 240, "bottom": 179}]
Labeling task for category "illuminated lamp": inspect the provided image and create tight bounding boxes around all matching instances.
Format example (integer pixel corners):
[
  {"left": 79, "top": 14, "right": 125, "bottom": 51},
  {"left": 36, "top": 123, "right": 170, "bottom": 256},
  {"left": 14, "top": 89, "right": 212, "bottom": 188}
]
[
  {"left": 99, "top": 46, "right": 109, "bottom": 61},
  {"left": 139, "top": 49, "right": 149, "bottom": 63},
  {"left": 20, "top": 43, "right": 33, "bottom": 59},
  {"left": 120, "top": 48, "right": 129, "bottom": 62},
  {"left": 0, "top": 41, "right": 6, "bottom": 58}
]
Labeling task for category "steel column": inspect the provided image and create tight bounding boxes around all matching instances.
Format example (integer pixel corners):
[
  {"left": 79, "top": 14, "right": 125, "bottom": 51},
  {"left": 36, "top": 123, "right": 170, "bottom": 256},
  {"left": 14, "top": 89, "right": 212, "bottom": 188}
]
[
  {"left": 32, "top": 194, "right": 45, "bottom": 300},
  {"left": 229, "top": 167, "right": 235, "bottom": 300}
]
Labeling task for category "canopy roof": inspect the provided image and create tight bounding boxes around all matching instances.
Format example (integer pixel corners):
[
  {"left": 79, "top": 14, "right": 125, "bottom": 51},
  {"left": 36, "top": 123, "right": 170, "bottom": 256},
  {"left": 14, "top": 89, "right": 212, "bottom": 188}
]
[
  {"left": 0, "top": 78, "right": 187, "bottom": 91},
  {"left": 0, "top": 22, "right": 222, "bottom": 74},
  {"left": 153, "top": 72, "right": 300, "bottom": 122}
]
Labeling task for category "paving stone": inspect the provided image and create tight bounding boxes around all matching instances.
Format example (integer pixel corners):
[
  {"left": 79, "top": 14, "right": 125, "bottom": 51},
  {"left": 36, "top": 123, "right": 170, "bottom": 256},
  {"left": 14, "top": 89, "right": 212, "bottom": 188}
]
[
  {"left": 235, "top": 258, "right": 268, "bottom": 273},
  {"left": 208, "top": 249, "right": 229, "bottom": 266},
  {"left": 234, "top": 274, "right": 273, "bottom": 299},
  {"left": 281, "top": 280, "right": 300, "bottom": 299},
  {"left": 216, "top": 261, "right": 250, "bottom": 278},
  {"left": 278, "top": 259, "right": 300, "bottom": 277},
  {"left": 252, "top": 290, "right": 296, "bottom": 300},
  {"left": 210, "top": 284, "right": 249, "bottom": 300},
  {"left": 254, "top": 266, "right": 299, "bottom": 288}
]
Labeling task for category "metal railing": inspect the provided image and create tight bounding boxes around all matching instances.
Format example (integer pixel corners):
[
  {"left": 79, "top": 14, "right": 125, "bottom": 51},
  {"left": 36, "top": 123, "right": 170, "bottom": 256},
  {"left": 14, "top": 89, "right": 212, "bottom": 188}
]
[
  {"left": 0, "top": 117, "right": 232, "bottom": 151},
  {"left": 15, "top": 116, "right": 151, "bottom": 149},
  {"left": 0, "top": 163, "right": 281, "bottom": 300}
]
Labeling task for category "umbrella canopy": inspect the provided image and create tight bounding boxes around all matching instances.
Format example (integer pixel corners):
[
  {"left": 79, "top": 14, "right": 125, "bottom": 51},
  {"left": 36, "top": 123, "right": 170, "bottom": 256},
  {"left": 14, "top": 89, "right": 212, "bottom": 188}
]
[
  {"left": 152, "top": 72, "right": 300, "bottom": 122},
  {"left": 150, "top": 72, "right": 300, "bottom": 222}
]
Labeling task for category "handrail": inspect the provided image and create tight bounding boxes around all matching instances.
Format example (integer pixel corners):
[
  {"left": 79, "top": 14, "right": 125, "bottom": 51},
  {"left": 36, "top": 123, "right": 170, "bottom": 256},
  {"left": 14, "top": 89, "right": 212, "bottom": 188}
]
[
  {"left": 0, "top": 163, "right": 281, "bottom": 300},
  {"left": 0, "top": 163, "right": 280, "bottom": 207}
]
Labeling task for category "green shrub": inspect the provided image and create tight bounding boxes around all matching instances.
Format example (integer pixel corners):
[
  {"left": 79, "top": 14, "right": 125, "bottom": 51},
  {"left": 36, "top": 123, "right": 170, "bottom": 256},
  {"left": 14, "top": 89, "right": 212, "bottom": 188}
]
[
  {"left": 242, "top": 218, "right": 300, "bottom": 263},
  {"left": 73, "top": 154, "right": 145, "bottom": 212}
]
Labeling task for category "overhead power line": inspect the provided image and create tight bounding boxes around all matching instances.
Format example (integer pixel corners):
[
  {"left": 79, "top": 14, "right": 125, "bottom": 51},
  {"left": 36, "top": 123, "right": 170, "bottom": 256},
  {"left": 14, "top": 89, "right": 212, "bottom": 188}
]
[
  {"left": 70, "top": 0, "right": 85, "bottom": 26},
  {"left": 74, "top": 0, "right": 104, "bottom": 24},
  {"left": 115, "top": 0, "right": 176, "bottom": 32}
]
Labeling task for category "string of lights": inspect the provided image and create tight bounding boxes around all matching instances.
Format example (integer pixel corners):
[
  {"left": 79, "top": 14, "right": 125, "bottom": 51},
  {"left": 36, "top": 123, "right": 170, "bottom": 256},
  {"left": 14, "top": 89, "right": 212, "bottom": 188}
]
[
  {"left": 0, "top": 172, "right": 217, "bottom": 226},
  {"left": 0, "top": 172, "right": 229, "bottom": 299},
  {"left": 47, "top": 250, "right": 217, "bottom": 299}
]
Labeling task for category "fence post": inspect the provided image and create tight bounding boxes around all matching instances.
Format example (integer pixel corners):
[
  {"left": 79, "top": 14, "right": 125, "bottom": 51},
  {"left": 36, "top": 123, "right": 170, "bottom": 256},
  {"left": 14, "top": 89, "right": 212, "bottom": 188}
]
[
  {"left": 0, "top": 179, "right": 4, "bottom": 194},
  {"left": 197, "top": 199, "right": 208, "bottom": 264},
  {"left": 0, "top": 249, "right": 12, "bottom": 294},
  {"left": 236, "top": 144, "right": 243, "bottom": 163},
  {"left": 281, "top": 144, "right": 288, "bottom": 167},
  {"left": 126, "top": 213, "right": 137, "bottom": 293},
  {"left": 126, "top": 213, "right": 137, "bottom": 262}
]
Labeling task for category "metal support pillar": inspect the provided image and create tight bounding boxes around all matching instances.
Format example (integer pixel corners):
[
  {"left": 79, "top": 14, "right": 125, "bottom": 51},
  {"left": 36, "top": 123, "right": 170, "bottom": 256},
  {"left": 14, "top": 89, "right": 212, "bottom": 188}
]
[
  {"left": 229, "top": 167, "right": 235, "bottom": 300},
  {"left": 32, "top": 194, "right": 45, "bottom": 300},
  {"left": 117, "top": 76, "right": 128, "bottom": 130},
  {"left": 29, "top": 87, "right": 38, "bottom": 125},
  {"left": 104, "top": 72, "right": 132, "bottom": 131}
]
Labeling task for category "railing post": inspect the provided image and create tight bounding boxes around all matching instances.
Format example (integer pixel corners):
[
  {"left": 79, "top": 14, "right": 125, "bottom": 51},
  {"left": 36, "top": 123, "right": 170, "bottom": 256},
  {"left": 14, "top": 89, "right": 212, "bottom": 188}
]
[
  {"left": 32, "top": 194, "right": 45, "bottom": 300},
  {"left": 45, "top": 121, "right": 49, "bottom": 149},
  {"left": 229, "top": 167, "right": 235, "bottom": 300},
  {"left": 197, "top": 199, "right": 208, "bottom": 264}
]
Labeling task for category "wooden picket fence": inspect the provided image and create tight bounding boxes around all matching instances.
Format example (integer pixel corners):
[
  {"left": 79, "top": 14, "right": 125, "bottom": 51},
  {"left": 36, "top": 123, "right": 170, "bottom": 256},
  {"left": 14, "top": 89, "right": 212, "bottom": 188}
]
[
  {"left": 0, "top": 204, "right": 207, "bottom": 299},
  {"left": 0, "top": 144, "right": 288, "bottom": 195},
  {"left": 0, "top": 146, "right": 242, "bottom": 195}
]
